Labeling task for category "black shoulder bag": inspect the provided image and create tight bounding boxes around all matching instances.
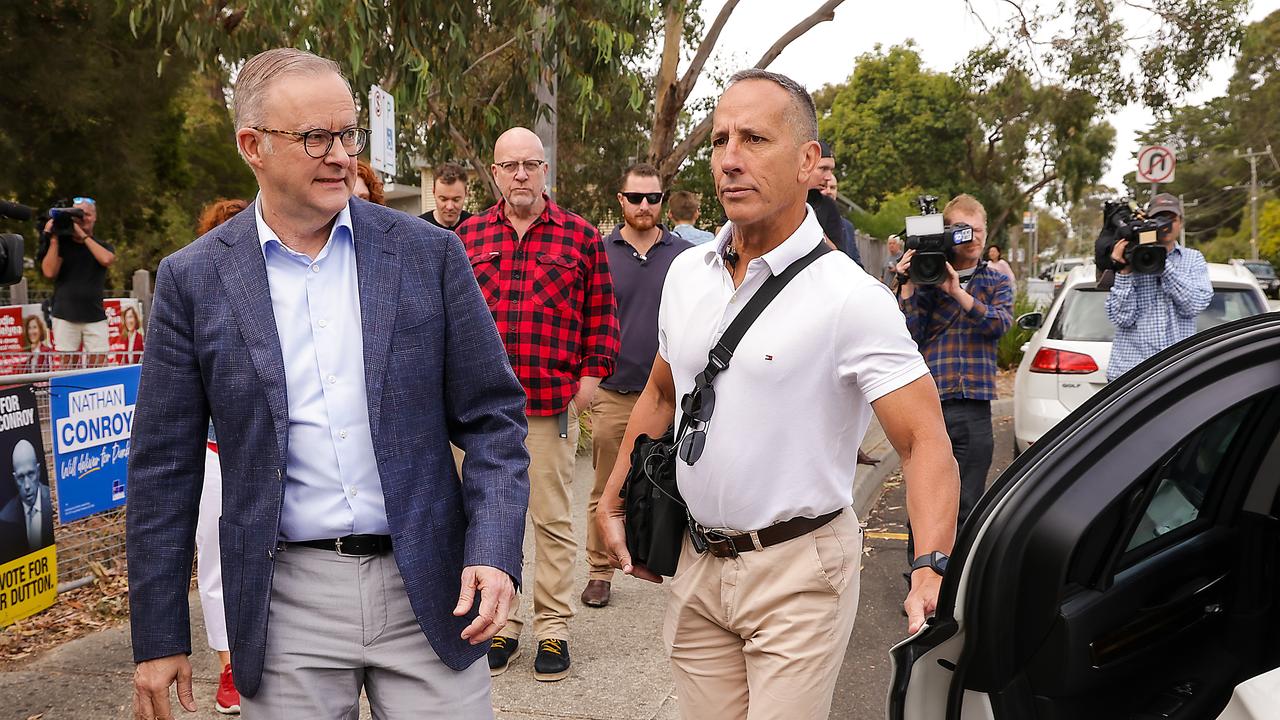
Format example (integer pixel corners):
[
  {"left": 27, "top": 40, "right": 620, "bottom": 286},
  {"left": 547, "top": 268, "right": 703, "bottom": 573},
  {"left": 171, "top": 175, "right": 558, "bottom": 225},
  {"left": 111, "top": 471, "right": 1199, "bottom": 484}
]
[{"left": 621, "top": 239, "right": 831, "bottom": 576}]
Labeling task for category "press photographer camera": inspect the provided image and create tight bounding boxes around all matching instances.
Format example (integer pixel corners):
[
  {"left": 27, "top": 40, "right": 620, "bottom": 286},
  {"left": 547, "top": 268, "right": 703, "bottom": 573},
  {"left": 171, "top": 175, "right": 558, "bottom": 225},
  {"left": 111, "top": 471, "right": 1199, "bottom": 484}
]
[
  {"left": 1094, "top": 199, "right": 1175, "bottom": 275},
  {"left": 0, "top": 201, "right": 32, "bottom": 286},
  {"left": 902, "top": 195, "right": 975, "bottom": 285}
]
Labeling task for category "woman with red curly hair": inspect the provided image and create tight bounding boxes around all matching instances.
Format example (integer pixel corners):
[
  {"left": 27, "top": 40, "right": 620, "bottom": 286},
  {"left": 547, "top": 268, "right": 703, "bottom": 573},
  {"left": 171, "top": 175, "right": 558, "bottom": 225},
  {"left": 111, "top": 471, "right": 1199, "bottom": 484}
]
[
  {"left": 354, "top": 160, "right": 385, "bottom": 205},
  {"left": 196, "top": 199, "right": 249, "bottom": 236}
]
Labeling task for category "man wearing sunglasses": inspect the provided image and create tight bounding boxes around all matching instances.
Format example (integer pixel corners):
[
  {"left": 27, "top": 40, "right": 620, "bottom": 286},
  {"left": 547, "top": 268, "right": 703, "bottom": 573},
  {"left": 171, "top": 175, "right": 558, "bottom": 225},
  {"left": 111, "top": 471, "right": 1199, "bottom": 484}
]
[
  {"left": 581, "top": 164, "right": 692, "bottom": 610},
  {"left": 597, "top": 69, "right": 960, "bottom": 719},
  {"left": 127, "top": 49, "right": 530, "bottom": 720},
  {"left": 36, "top": 195, "right": 115, "bottom": 368},
  {"left": 456, "top": 127, "right": 619, "bottom": 682}
]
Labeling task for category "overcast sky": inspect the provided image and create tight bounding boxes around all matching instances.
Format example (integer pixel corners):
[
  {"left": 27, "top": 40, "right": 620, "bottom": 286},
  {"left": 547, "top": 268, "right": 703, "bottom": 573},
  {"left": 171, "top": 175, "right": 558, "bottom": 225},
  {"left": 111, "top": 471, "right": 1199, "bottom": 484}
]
[{"left": 692, "top": 0, "right": 1277, "bottom": 191}]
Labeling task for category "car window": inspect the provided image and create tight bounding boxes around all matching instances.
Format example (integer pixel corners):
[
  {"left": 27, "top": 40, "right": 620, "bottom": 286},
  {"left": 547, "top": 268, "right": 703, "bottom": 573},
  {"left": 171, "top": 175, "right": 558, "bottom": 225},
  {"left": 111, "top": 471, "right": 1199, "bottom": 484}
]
[
  {"left": 1244, "top": 262, "right": 1275, "bottom": 279},
  {"left": 1123, "top": 402, "right": 1253, "bottom": 554},
  {"left": 1049, "top": 287, "right": 1266, "bottom": 342}
]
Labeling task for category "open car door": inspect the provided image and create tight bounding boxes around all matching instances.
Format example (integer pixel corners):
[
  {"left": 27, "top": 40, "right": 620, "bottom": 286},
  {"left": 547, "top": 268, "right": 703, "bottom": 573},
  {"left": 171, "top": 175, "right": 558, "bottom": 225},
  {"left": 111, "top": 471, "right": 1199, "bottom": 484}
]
[{"left": 889, "top": 312, "right": 1280, "bottom": 720}]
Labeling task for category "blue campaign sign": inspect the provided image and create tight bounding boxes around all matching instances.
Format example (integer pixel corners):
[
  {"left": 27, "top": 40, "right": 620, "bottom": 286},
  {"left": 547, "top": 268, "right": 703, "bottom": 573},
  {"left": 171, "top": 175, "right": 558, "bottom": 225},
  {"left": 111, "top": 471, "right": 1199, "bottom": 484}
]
[{"left": 49, "top": 366, "right": 140, "bottom": 523}]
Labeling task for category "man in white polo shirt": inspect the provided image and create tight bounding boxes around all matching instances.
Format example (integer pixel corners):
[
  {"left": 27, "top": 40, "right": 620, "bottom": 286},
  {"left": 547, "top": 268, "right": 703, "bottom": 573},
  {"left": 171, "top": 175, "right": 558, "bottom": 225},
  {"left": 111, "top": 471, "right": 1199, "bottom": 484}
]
[{"left": 597, "top": 69, "right": 960, "bottom": 719}]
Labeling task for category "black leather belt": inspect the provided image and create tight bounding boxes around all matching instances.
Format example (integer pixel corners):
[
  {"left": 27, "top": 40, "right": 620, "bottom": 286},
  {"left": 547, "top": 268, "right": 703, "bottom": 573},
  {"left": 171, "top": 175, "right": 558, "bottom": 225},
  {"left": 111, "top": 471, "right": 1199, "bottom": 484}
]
[
  {"left": 693, "top": 510, "right": 842, "bottom": 559},
  {"left": 285, "top": 534, "right": 393, "bottom": 557}
]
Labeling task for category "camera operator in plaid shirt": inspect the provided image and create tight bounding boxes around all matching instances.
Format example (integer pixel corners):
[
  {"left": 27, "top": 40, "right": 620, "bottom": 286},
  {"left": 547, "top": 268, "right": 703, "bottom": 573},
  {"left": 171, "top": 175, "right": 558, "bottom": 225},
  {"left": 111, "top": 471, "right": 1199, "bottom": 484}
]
[
  {"left": 455, "top": 127, "right": 619, "bottom": 682},
  {"left": 895, "top": 194, "right": 1013, "bottom": 547},
  {"left": 1105, "top": 193, "right": 1211, "bottom": 381}
]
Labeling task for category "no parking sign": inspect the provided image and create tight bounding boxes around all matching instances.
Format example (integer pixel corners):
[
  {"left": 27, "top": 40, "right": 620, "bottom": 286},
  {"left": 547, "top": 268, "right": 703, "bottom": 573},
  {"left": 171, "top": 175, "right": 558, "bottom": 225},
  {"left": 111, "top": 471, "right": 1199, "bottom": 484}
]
[{"left": 1137, "top": 145, "right": 1176, "bottom": 184}]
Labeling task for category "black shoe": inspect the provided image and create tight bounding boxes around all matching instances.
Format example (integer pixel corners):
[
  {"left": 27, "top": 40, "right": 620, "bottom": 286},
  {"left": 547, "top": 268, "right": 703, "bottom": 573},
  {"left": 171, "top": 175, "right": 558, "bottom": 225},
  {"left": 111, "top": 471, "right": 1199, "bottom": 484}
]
[
  {"left": 533, "top": 638, "right": 571, "bottom": 682},
  {"left": 488, "top": 636, "right": 520, "bottom": 677}
]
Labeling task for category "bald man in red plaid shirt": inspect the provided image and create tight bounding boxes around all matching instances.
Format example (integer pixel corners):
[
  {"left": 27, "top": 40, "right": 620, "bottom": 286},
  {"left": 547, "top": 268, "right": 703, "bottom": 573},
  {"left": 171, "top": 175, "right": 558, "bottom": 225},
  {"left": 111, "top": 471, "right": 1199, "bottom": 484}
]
[{"left": 456, "top": 127, "right": 619, "bottom": 682}]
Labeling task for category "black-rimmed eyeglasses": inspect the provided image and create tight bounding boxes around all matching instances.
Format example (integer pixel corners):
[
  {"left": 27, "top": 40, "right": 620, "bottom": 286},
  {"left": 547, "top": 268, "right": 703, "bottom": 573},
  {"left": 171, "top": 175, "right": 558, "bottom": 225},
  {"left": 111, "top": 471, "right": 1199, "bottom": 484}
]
[
  {"left": 252, "top": 126, "right": 369, "bottom": 159},
  {"left": 495, "top": 159, "right": 547, "bottom": 175},
  {"left": 677, "top": 371, "right": 717, "bottom": 465},
  {"left": 621, "top": 191, "right": 667, "bottom": 205}
]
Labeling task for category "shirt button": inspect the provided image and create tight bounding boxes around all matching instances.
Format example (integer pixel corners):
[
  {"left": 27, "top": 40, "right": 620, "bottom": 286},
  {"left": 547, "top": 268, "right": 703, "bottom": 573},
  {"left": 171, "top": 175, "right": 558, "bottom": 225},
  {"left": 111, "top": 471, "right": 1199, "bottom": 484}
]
[
  {"left": 311, "top": 264, "right": 321, "bottom": 273},
  {"left": 318, "top": 319, "right": 328, "bottom": 328},
  {"left": 339, "top": 429, "right": 348, "bottom": 439},
  {"left": 348, "top": 487, "right": 358, "bottom": 497},
  {"left": 327, "top": 375, "right": 337, "bottom": 384}
]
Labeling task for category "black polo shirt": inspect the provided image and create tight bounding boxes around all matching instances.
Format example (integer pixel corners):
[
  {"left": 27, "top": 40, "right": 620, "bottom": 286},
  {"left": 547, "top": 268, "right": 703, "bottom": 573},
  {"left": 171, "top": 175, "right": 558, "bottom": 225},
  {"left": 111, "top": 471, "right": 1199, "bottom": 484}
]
[
  {"left": 35, "top": 233, "right": 114, "bottom": 323},
  {"left": 602, "top": 224, "right": 693, "bottom": 393},
  {"left": 419, "top": 209, "right": 472, "bottom": 231}
]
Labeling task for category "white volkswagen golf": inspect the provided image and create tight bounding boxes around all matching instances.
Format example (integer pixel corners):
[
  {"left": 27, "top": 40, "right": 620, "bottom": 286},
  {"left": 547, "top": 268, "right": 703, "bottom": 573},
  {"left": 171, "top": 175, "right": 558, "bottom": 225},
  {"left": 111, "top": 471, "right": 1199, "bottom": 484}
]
[{"left": 1012, "top": 261, "right": 1269, "bottom": 454}]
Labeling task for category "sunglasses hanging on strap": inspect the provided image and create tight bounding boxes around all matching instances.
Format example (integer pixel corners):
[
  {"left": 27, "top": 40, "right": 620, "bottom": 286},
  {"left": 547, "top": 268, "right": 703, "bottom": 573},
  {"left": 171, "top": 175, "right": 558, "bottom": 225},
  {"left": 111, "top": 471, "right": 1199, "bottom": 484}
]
[{"left": 620, "top": 238, "right": 832, "bottom": 576}]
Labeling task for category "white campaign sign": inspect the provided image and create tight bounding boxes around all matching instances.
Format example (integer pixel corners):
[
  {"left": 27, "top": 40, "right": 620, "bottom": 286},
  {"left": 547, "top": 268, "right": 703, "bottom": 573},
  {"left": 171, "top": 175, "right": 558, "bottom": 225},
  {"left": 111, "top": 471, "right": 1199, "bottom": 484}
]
[
  {"left": 369, "top": 85, "right": 396, "bottom": 176},
  {"left": 1137, "top": 145, "right": 1176, "bottom": 184}
]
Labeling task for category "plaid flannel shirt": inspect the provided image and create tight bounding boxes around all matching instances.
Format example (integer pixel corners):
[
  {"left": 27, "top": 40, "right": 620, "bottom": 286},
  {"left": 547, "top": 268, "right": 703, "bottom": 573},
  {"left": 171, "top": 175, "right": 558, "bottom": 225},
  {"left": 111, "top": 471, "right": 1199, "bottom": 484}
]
[
  {"left": 1105, "top": 245, "right": 1211, "bottom": 381},
  {"left": 456, "top": 197, "right": 619, "bottom": 416},
  {"left": 900, "top": 264, "right": 1013, "bottom": 401}
]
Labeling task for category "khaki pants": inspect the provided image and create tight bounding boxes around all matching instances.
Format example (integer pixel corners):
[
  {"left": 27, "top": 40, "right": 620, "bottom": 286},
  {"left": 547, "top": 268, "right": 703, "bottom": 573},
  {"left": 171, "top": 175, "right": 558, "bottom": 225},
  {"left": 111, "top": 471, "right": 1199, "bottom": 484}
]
[
  {"left": 500, "top": 405, "right": 580, "bottom": 642},
  {"left": 663, "top": 509, "right": 863, "bottom": 720},
  {"left": 587, "top": 388, "right": 639, "bottom": 581}
]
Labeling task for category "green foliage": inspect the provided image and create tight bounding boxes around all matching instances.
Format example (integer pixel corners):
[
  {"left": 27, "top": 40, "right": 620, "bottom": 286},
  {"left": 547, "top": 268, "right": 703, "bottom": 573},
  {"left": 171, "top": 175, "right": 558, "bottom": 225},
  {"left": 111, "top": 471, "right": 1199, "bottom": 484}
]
[
  {"left": 0, "top": 1, "right": 255, "bottom": 287},
  {"left": 850, "top": 189, "right": 926, "bottom": 239},
  {"left": 997, "top": 292, "right": 1040, "bottom": 370}
]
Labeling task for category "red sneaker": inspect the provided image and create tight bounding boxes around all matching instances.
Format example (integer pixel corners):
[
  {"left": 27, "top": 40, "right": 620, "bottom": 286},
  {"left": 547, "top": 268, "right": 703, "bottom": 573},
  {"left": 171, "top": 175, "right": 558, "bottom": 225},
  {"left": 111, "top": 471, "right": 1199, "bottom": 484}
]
[{"left": 215, "top": 663, "right": 241, "bottom": 715}]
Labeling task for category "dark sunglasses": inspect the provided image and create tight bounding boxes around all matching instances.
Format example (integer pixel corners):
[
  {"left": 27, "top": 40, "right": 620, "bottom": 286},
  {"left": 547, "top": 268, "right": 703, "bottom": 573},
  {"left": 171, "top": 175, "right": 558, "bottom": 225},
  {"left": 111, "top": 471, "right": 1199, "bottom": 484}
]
[
  {"left": 621, "top": 191, "right": 667, "bottom": 205},
  {"left": 677, "top": 372, "right": 716, "bottom": 465}
]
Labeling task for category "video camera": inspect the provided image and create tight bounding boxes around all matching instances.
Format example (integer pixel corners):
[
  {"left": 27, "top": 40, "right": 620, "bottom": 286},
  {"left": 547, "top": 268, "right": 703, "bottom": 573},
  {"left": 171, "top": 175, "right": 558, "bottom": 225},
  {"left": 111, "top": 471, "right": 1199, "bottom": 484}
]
[
  {"left": 1095, "top": 200, "right": 1173, "bottom": 275},
  {"left": 0, "top": 201, "right": 34, "bottom": 286},
  {"left": 903, "top": 195, "right": 974, "bottom": 285}
]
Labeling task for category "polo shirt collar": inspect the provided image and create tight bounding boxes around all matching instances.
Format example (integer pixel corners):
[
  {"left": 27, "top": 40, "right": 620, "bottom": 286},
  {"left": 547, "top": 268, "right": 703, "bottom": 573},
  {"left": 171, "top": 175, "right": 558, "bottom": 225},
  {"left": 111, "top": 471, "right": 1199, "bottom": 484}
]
[
  {"left": 254, "top": 194, "right": 353, "bottom": 259},
  {"left": 703, "top": 205, "right": 822, "bottom": 276}
]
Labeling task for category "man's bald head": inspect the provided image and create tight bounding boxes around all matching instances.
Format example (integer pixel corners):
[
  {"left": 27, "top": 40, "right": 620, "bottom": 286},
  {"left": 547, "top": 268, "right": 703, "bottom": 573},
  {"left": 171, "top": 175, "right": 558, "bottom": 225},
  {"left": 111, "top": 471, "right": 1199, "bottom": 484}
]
[
  {"left": 12, "top": 439, "right": 39, "bottom": 507},
  {"left": 491, "top": 127, "right": 549, "bottom": 215}
]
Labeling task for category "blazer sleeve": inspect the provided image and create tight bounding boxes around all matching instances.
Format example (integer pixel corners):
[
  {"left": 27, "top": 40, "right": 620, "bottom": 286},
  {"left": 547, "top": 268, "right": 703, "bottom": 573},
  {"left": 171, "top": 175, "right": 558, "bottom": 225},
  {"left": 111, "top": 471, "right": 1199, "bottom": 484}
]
[
  {"left": 438, "top": 233, "right": 531, "bottom": 585},
  {"left": 126, "top": 257, "right": 210, "bottom": 662}
]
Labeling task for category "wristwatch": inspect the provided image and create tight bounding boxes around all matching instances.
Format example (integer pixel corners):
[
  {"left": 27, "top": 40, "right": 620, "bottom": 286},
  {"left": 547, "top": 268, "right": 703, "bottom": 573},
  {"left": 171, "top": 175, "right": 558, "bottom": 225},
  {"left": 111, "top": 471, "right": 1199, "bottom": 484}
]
[{"left": 910, "top": 551, "right": 949, "bottom": 577}]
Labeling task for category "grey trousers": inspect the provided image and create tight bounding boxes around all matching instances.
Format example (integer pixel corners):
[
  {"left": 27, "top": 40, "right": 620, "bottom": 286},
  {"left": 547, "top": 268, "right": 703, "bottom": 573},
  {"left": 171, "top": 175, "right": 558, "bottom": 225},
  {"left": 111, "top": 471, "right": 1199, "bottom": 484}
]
[{"left": 240, "top": 545, "right": 492, "bottom": 720}]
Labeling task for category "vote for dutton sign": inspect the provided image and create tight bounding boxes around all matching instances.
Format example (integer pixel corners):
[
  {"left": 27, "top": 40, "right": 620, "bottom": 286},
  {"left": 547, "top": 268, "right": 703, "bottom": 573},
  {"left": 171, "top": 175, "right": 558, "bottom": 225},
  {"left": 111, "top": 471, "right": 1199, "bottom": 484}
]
[{"left": 50, "top": 365, "right": 140, "bottom": 523}]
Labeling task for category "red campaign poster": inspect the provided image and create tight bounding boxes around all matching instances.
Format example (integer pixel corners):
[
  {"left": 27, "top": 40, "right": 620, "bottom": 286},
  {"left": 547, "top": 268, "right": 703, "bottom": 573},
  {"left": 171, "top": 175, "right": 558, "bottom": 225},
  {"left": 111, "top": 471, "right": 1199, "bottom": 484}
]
[
  {"left": 105, "top": 299, "right": 144, "bottom": 365},
  {"left": 0, "top": 308, "right": 25, "bottom": 373}
]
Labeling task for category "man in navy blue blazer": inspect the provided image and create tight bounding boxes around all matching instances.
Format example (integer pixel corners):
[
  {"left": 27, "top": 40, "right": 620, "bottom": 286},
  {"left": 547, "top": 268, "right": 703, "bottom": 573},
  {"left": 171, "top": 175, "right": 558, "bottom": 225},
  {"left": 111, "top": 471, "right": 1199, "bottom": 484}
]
[{"left": 126, "top": 48, "right": 530, "bottom": 719}]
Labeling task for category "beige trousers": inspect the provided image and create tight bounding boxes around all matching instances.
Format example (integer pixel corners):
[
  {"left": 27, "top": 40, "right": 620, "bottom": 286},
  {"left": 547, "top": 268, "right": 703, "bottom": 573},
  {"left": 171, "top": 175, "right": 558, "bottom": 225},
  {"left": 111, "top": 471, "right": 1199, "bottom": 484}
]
[
  {"left": 587, "top": 388, "right": 640, "bottom": 581},
  {"left": 500, "top": 405, "right": 580, "bottom": 642},
  {"left": 663, "top": 509, "right": 863, "bottom": 720}
]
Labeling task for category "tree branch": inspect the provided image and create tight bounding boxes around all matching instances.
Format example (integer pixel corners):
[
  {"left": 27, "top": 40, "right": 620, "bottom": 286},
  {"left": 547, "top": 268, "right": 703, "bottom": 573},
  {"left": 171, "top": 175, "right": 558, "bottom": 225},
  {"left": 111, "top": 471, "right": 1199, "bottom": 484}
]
[
  {"left": 463, "top": 34, "right": 521, "bottom": 77},
  {"left": 674, "top": 0, "right": 743, "bottom": 101},
  {"left": 753, "top": 0, "right": 849, "bottom": 68},
  {"left": 662, "top": 113, "right": 714, "bottom": 180}
]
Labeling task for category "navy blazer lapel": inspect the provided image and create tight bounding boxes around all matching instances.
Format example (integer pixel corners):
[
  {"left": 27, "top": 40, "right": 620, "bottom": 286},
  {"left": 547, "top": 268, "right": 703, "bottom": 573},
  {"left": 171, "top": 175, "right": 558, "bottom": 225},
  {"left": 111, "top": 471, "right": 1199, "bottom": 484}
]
[
  {"left": 351, "top": 201, "right": 399, "bottom": 440},
  {"left": 212, "top": 205, "right": 290, "bottom": 464}
]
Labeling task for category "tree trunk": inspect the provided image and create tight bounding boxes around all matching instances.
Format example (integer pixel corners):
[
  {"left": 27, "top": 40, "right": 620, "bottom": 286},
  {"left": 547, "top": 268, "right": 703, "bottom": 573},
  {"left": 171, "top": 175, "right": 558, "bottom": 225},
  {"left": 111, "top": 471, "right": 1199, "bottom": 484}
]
[
  {"left": 534, "top": 4, "right": 558, "bottom": 198},
  {"left": 647, "top": 1, "right": 686, "bottom": 169}
]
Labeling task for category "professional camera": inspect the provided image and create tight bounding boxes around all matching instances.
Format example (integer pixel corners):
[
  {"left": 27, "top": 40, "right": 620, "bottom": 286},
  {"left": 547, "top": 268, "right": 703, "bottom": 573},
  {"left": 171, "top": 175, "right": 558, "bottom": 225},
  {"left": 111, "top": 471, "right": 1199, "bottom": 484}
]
[
  {"left": 0, "top": 201, "right": 30, "bottom": 286},
  {"left": 1095, "top": 200, "right": 1173, "bottom": 275},
  {"left": 48, "top": 206, "right": 86, "bottom": 241},
  {"left": 903, "top": 195, "right": 974, "bottom": 285}
]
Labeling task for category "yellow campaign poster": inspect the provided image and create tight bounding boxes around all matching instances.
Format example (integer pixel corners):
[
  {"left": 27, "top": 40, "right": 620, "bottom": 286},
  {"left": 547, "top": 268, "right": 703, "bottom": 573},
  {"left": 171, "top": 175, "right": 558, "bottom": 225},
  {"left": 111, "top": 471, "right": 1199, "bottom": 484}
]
[{"left": 0, "top": 384, "right": 58, "bottom": 626}]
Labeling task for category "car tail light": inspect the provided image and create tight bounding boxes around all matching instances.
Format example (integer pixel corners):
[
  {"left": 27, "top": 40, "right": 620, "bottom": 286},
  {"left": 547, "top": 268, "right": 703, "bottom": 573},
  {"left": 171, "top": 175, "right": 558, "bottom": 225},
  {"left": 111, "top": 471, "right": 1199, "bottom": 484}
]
[{"left": 1029, "top": 348, "right": 1099, "bottom": 374}]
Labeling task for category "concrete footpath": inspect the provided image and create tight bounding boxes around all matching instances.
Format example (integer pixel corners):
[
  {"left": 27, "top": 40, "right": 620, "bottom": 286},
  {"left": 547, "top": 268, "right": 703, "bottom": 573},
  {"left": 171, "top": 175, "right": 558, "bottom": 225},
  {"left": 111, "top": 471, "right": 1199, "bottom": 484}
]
[{"left": 0, "top": 422, "right": 908, "bottom": 720}]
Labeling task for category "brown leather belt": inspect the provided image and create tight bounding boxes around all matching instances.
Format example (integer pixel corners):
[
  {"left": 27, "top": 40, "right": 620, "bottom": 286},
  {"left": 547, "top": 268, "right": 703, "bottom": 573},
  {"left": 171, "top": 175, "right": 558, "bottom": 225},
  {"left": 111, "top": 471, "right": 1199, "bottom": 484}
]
[{"left": 694, "top": 509, "right": 842, "bottom": 559}]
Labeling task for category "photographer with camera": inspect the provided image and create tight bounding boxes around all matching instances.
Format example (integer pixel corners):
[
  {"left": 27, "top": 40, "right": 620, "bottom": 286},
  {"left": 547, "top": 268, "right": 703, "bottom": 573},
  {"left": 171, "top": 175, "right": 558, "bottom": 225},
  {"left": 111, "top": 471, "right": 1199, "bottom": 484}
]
[
  {"left": 895, "top": 194, "right": 1012, "bottom": 541},
  {"left": 36, "top": 197, "right": 115, "bottom": 368},
  {"left": 1103, "top": 193, "right": 1211, "bottom": 381}
]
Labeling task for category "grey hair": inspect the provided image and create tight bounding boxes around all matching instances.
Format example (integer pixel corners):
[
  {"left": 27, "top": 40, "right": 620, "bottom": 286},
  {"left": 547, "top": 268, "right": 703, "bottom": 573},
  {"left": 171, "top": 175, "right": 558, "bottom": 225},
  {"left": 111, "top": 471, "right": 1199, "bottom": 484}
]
[
  {"left": 725, "top": 68, "right": 818, "bottom": 143},
  {"left": 232, "top": 48, "right": 351, "bottom": 130}
]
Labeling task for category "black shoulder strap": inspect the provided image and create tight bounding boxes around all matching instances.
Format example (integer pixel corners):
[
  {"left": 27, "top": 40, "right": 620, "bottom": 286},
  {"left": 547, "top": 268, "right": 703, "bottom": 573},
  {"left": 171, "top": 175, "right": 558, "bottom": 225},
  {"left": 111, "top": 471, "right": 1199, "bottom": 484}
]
[{"left": 700, "top": 239, "right": 831, "bottom": 384}]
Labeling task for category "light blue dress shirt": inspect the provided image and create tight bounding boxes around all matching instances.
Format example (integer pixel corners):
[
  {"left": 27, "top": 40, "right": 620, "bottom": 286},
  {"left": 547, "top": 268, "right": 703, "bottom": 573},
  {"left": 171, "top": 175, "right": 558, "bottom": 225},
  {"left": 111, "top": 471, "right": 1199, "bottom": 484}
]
[
  {"left": 673, "top": 223, "right": 716, "bottom": 246},
  {"left": 1105, "top": 245, "right": 1213, "bottom": 381},
  {"left": 255, "top": 199, "right": 389, "bottom": 541}
]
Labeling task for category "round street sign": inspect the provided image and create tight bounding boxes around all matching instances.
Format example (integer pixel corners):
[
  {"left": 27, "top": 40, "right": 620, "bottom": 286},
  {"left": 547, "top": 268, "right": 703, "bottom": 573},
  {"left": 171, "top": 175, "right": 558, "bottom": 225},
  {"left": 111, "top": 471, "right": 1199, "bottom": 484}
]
[{"left": 1137, "top": 145, "right": 1176, "bottom": 184}]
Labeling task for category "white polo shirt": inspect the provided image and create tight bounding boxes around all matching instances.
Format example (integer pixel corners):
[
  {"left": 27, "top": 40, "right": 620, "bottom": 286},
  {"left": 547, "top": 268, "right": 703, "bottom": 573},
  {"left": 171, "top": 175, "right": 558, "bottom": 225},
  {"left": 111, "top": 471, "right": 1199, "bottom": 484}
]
[{"left": 658, "top": 207, "right": 929, "bottom": 531}]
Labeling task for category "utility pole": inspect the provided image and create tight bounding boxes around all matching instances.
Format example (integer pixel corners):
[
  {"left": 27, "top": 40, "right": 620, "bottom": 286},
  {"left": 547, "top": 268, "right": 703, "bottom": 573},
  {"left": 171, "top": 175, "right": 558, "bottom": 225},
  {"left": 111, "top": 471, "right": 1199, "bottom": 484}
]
[
  {"left": 1236, "top": 146, "right": 1272, "bottom": 261},
  {"left": 1178, "top": 195, "right": 1201, "bottom": 247}
]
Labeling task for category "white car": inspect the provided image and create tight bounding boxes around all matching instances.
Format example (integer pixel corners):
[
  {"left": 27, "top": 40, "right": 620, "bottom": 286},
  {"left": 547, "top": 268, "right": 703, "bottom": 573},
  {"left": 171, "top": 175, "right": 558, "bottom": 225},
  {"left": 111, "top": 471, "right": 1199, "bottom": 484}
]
[
  {"left": 1038, "top": 257, "right": 1087, "bottom": 293},
  {"left": 1013, "top": 261, "right": 1269, "bottom": 454}
]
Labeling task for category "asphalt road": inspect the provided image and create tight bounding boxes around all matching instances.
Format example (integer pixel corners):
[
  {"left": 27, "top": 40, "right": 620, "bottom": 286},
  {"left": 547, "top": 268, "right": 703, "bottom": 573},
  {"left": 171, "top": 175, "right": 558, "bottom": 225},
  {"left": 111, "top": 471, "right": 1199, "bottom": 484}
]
[{"left": 829, "top": 410, "right": 1016, "bottom": 719}]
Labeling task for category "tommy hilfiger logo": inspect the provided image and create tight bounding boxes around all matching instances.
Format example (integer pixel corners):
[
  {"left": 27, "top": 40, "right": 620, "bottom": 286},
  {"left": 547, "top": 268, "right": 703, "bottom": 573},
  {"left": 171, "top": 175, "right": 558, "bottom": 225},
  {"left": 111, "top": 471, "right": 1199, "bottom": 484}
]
[{"left": 765, "top": 354, "right": 774, "bottom": 361}]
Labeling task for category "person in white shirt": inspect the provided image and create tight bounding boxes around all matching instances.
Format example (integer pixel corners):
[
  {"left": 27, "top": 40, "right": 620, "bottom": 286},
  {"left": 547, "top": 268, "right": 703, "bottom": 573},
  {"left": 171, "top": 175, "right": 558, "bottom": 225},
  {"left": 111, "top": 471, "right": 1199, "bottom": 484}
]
[{"left": 596, "top": 68, "right": 960, "bottom": 720}]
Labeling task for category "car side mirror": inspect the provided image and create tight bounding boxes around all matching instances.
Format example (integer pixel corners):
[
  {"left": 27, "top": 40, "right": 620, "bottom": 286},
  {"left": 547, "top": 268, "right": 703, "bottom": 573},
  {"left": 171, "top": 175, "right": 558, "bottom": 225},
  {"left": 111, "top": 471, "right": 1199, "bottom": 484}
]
[{"left": 1016, "top": 312, "right": 1043, "bottom": 330}]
